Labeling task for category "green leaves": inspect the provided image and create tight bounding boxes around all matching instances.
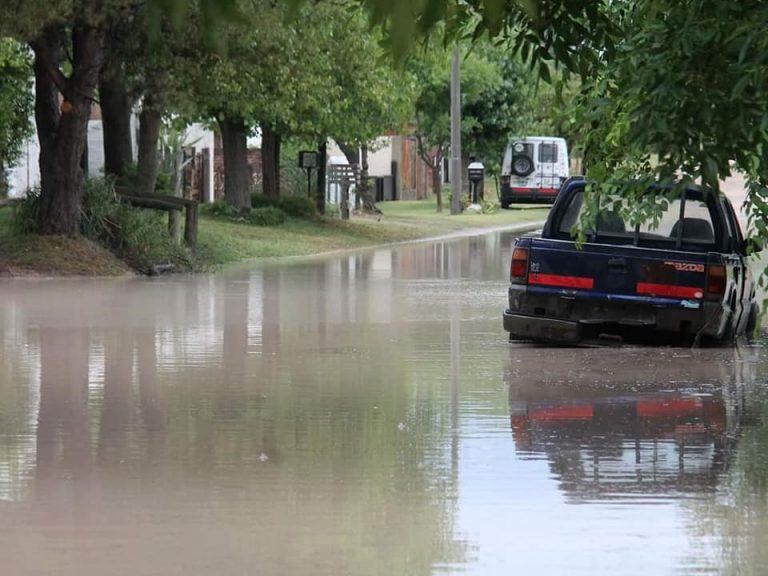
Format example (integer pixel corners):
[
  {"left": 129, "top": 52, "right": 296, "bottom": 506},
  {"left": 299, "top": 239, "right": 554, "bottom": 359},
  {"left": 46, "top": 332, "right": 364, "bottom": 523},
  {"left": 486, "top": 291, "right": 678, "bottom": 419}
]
[
  {"left": 572, "top": 0, "right": 768, "bottom": 245},
  {"left": 0, "top": 38, "right": 33, "bottom": 176}
]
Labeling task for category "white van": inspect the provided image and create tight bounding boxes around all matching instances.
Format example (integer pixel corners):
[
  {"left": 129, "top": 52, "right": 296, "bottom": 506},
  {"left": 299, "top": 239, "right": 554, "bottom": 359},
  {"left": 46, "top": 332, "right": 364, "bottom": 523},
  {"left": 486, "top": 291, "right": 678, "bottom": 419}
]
[{"left": 500, "top": 137, "right": 569, "bottom": 207}]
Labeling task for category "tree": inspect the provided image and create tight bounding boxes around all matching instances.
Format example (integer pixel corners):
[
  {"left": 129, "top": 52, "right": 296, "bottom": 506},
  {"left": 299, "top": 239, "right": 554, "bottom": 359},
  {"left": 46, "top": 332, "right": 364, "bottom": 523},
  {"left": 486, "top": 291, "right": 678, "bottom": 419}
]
[
  {"left": 563, "top": 1, "right": 768, "bottom": 242},
  {"left": 0, "top": 0, "right": 108, "bottom": 235},
  {"left": 182, "top": 0, "right": 331, "bottom": 210},
  {"left": 3, "top": 0, "right": 215, "bottom": 232},
  {"left": 410, "top": 42, "right": 542, "bottom": 211},
  {"left": 0, "top": 38, "right": 33, "bottom": 197},
  {"left": 316, "top": 5, "right": 414, "bottom": 214},
  {"left": 100, "top": 13, "right": 136, "bottom": 180}
]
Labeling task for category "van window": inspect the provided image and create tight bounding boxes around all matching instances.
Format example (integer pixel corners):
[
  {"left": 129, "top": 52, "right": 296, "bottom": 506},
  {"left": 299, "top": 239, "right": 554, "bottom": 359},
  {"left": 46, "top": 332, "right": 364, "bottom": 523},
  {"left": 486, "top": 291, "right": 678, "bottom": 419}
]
[{"left": 539, "top": 143, "right": 558, "bottom": 163}]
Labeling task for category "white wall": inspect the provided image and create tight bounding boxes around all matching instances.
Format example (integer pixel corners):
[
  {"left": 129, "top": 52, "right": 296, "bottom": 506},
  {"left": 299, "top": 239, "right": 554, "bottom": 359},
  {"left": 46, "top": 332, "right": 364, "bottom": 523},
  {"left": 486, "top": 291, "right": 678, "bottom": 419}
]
[
  {"left": 365, "top": 136, "right": 393, "bottom": 177},
  {"left": 8, "top": 135, "right": 41, "bottom": 198},
  {"left": 327, "top": 137, "right": 393, "bottom": 177},
  {"left": 87, "top": 120, "right": 105, "bottom": 177}
]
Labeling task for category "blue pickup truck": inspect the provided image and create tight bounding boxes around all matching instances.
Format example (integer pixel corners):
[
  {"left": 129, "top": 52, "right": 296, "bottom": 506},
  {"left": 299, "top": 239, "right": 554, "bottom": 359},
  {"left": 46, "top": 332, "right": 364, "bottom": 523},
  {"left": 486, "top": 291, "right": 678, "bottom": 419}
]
[{"left": 504, "top": 180, "right": 760, "bottom": 345}]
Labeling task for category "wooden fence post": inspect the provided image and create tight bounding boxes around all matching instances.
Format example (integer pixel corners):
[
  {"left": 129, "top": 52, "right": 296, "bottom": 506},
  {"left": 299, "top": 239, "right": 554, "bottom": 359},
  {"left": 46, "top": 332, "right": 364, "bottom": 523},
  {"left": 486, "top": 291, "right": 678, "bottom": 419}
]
[{"left": 184, "top": 203, "right": 199, "bottom": 250}]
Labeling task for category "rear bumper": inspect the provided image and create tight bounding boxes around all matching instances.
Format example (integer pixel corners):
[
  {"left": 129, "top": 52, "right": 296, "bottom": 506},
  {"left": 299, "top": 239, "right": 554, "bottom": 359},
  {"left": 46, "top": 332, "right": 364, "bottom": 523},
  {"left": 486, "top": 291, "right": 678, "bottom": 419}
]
[
  {"left": 504, "top": 284, "right": 729, "bottom": 344},
  {"left": 501, "top": 183, "right": 559, "bottom": 204},
  {"left": 503, "top": 311, "right": 582, "bottom": 344}
]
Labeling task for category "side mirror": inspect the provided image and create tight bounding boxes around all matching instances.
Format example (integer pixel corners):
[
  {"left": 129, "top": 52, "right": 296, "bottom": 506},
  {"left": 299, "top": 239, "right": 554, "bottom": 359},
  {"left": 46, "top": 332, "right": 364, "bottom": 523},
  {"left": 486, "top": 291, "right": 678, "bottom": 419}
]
[{"left": 742, "top": 237, "right": 764, "bottom": 255}]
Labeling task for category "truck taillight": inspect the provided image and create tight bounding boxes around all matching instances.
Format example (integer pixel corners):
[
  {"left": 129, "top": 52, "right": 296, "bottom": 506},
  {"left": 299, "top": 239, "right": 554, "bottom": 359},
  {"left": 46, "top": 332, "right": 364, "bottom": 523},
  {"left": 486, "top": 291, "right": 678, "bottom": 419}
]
[
  {"left": 706, "top": 264, "right": 726, "bottom": 299},
  {"left": 511, "top": 247, "right": 529, "bottom": 281}
]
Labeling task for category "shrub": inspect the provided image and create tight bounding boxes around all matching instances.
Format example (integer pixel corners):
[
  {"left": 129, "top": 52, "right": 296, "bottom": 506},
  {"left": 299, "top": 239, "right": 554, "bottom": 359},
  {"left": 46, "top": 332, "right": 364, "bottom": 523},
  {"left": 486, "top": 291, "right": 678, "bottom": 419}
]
[
  {"left": 250, "top": 193, "right": 316, "bottom": 219},
  {"left": 482, "top": 200, "right": 498, "bottom": 214},
  {"left": 324, "top": 203, "right": 340, "bottom": 218},
  {"left": 251, "top": 194, "right": 275, "bottom": 209},
  {"left": 203, "top": 200, "right": 287, "bottom": 226},
  {"left": 444, "top": 189, "right": 470, "bottom": 208},
  {"left": 12, "top": 187, "right": 40, "bottom": 234},
  {"left": 11, "top": 179, "right": 197, "bottom": 273},
  {"left": 79, "top": 178, "right": 194, "bottom": 272},
  {"left": 201, "top": 201, "right": 242, "bottom": 218},
  {"left": 246, "top": 206, "right": 286, "bottom": 226},
  {"left": 277, "top": 195, "right": 315, "bottom": 218}
]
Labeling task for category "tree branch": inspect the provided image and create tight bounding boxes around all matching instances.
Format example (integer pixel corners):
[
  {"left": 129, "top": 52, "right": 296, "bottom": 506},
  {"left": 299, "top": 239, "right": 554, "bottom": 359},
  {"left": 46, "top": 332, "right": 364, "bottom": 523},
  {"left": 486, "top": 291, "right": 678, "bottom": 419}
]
[{"left": 30, "top": 27, "right": 68, "bottom": 99}]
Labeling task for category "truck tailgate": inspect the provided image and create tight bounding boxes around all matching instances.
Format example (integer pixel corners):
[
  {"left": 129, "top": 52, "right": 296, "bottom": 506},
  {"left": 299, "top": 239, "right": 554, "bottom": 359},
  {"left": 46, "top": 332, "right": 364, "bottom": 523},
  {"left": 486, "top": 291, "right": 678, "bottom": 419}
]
[{"left": 528, "top": 239, "right": 709, "bottom": 301}]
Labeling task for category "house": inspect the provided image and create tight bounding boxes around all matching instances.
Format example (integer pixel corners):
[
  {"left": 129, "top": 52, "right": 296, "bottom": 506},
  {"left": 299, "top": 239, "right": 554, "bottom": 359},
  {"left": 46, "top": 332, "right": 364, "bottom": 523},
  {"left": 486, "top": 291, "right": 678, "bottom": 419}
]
[
  {"left": 8, "top": 105, "right": 217, "bottom": 203},
  {"left": 325, "top": 134, "right": 444, "bottom": 204}
]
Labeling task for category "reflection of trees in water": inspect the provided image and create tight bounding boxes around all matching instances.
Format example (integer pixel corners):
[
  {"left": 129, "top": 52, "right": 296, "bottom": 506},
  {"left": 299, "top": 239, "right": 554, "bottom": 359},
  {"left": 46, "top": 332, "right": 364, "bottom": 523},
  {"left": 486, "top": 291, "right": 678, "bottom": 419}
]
[
  {"left": 0, "top": 319, "right": 39, "bottom": 501},
  {"left": 36, "top": 327, "right": 91, "bottom": 483},
  {"left": 0, "top": 268, "right": 466, "bottom": 575}
]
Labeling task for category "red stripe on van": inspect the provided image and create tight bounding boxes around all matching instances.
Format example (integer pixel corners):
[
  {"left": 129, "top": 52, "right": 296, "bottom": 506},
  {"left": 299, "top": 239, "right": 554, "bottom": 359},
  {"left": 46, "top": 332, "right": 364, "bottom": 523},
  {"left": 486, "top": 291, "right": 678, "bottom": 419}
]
[
  {"left": 510, "top": 187, "right": 558, "bottom": 194},
  {"left": 529, "top": 273, "right": 594, "bottom": 290},
  {"left": 636, "top": 282, "right": 703, "bottom": 299}
]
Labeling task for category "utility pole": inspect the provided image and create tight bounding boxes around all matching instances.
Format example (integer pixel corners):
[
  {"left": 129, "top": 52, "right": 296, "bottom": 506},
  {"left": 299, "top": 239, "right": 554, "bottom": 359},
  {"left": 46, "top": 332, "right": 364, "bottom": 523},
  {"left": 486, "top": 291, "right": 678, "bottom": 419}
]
[{"left": 450, "top": 45, "right": 462, "bottom": 215}]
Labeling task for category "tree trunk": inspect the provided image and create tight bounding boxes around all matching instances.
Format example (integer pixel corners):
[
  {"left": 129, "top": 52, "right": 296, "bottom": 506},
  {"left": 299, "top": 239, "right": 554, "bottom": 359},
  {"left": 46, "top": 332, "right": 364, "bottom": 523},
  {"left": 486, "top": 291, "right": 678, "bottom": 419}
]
[
  {"left": 135, "top": 95, "right": 162, "bottom": 196},
  {"left": 218, "top": 116, "right": 252, "bottom": 210},
  {"left": 316, "top": 141, "right": 326, "bottom": 214},
  {"left": 32, "top": 23, "right": 102, "bottom": 236},
  {"left": 0, "top": 161, "right": 7, "bottom": 198},
  {"left": 99, "top": 59, "right": 133, "bottom": 179},
  {"left": 261, "top": 124, "right": 281, "bottom": 198},
  {"left": 432, "top": 158, "right": 443, "bottom": 213}
]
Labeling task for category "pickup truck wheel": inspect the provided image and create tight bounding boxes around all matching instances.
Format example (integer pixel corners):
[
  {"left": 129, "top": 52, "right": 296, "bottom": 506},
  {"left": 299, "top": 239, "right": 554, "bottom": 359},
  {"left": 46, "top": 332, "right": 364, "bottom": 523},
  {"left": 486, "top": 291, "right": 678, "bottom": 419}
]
[
  {"left": 511, "top": 154, "right": 534, "bottom": 177},
  {"left": 501, "top": 199, "right": 511, "bottom": 209}
]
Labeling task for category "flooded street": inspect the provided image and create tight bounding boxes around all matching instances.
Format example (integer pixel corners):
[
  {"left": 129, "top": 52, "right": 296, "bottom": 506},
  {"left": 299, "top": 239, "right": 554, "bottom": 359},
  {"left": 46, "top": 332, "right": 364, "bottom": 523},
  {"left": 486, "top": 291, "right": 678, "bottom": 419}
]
[{"left": 2, "top": 230, "right": 768, "bottom": 575}]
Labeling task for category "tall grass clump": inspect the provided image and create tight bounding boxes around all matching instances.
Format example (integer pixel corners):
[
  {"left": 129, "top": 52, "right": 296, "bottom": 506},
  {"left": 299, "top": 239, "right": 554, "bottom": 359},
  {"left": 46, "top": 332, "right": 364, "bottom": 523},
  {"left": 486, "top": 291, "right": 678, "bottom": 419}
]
[{"left": 14, "top": 178, "right": 196, "bottom": 273}]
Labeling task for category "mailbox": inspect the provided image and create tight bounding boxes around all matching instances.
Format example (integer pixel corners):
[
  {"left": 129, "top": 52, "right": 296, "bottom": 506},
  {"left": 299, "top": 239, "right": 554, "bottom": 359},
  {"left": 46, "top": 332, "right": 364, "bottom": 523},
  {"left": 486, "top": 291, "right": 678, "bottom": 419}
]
[
  {"left": 468, "top": 161, "right": 485, "bottom": 203},
  {"left": 468, "top": 161, "right": 485, "bottom": 183},
  {"left": 299, "top": 150, "right": 318, "bottom": 169}
]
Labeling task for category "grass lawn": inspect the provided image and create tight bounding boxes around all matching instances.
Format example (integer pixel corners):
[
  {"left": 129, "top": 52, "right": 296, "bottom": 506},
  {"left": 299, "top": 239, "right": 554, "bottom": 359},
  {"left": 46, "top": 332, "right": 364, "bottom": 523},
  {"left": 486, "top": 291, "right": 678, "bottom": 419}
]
[
  {"left": 0, "top": 198, "right": 549, "bottom": 275},
  {"left": 377, "top": 200, "right": 549, "bottom": 229},
  {"left": 197, "top": 199, "right": 549, "bottom": 265},
  {"left": 0, "top": 207, "right": 131, "bottom": 277}
]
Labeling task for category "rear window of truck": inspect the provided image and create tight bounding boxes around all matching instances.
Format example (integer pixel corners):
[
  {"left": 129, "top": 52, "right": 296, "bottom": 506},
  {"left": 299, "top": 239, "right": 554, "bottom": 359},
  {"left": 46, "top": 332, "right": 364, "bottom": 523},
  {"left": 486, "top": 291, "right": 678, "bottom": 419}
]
[{"left": 557, "top": 190, "right": 719, "bottom": 250}]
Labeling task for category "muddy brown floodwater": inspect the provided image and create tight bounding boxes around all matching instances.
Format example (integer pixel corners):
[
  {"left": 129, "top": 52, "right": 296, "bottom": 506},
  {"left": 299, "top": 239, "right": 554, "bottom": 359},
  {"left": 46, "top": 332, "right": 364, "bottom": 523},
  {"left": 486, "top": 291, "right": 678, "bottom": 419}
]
[{"left": 1, "top": 230, "right": 768, "bottom": 576}]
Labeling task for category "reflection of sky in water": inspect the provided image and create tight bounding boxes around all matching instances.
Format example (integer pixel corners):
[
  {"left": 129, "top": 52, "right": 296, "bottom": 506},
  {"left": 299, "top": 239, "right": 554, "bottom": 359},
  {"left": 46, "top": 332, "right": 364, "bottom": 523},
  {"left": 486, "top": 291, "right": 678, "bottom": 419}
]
[{"left": 457, "top": 432, "right": 696, "bottom": 575}]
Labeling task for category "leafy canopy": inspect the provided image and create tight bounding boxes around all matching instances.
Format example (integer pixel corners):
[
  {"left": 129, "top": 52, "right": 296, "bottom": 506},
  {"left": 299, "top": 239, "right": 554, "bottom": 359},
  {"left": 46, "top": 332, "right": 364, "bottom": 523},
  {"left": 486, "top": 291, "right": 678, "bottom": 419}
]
[{"left": 0, "top": 38, "right": 33, "bottom": 174}]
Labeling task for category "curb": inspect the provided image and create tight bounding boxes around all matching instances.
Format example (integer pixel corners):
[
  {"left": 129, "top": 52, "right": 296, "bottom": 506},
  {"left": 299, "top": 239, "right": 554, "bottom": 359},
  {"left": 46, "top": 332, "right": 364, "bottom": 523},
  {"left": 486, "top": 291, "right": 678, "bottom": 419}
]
[{"left": 229, "top": 220, "right": 547, "bottom": 270}]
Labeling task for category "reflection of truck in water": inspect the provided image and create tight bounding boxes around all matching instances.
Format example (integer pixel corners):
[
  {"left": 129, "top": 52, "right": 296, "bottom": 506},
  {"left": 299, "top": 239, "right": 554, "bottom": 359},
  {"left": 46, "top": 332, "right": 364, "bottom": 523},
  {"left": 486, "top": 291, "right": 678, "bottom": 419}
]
[
  {"left": 504, "top": 348, "right": 754, "bottom": 501},
  {"left": 500, "top": 137, "right": 569, "bottom": 207}
]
